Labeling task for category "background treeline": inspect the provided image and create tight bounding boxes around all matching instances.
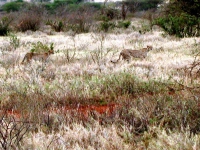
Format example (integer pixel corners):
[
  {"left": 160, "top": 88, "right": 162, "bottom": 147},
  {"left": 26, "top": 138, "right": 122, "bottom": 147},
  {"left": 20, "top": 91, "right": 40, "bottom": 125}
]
[
  {"left": 154, "top": 0, "right": 200, "bottom": 37},
  {"left": 0, "top": 0, "right": 199, "bottom": 37}
]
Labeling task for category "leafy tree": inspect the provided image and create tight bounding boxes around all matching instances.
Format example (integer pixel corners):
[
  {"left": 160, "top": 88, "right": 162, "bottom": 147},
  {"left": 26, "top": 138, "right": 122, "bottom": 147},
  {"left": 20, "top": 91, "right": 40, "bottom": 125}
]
[
  {"left": 137, "top": 0, "right": 164, "bottom": 11},
  {"left": 45, "top": 0, "right": 83, "bottom": 13},
  {"left": 171, "top": 0, "right": 200, "bottom": 17},
  {"left": 154, "top": 0, "right": 200, "bottom": 37},
  {"left": 121, "top": 0, "right": 163, "bottom": 20}
]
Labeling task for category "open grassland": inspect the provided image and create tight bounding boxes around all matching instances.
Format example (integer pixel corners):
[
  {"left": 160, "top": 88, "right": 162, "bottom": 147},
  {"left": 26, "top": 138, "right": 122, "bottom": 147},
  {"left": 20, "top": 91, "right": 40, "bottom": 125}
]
[{"left": 0, "top": 18, "right": 200, "bottom": 149}]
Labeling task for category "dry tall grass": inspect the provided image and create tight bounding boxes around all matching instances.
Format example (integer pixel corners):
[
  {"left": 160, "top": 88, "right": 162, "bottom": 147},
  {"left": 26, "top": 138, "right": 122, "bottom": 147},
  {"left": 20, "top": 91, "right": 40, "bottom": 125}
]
[{"left": 0, "top": 18, "right": 200, "bottom": 149}]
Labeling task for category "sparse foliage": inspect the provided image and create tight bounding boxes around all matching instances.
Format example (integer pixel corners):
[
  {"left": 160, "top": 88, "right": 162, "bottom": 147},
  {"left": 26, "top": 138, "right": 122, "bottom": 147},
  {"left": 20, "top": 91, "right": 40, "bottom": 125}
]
[
  {"left": 0, "top": 116, "right": 29, "bottom": 150},
  {"left": 66, "top": 6, "right": 95, "bottom": 33},
  {"left": 47, "top": 19, "right": 65, "bottom": 32},
  {"left": 8, "top": 33, "right": 20, "bottom": 50},
  {"left": 0, "top": 16, "right": 12, "bottom": 36},
  {"left": 16, "top": 11, "right": 41, "bottom": 32},
  {"left": 90, "top": 33, "right": 110, "bottom": 65},
  {"left": 31, "top": 42, "right": 54, "bottom": 53},
  {"left": 99, "top": 20, "right": 115, "bottom": 32}
]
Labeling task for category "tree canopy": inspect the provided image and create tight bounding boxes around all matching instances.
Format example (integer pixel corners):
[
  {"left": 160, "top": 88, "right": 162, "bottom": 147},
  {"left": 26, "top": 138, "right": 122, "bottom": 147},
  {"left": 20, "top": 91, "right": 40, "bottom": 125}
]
[{"left": 154, "top": 0, "right": 200, "bottom": 37}]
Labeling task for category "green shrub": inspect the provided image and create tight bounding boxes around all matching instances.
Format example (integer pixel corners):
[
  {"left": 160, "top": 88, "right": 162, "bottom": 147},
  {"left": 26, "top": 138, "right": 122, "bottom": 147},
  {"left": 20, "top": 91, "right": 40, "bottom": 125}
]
[
  {"left": 117, "top": 20, "right": 131, "bottom": 29},
  {"left": 54, "top": 21, "right": 64, "bottom": 32},
  {"left": 0, "top": 16, "right": 12, "bottom": 36},
  {"left": 8, "top": 33, "right": 20, "bottom": 50},
  {"left": 99, "top": 21, "right": 115, "bottom": 32},
  {"left": 105, "top": 8, "right": 119, "bottom": 20},
  {"left": 154, "top": 13, "right": 200, "bottom": 37},
  {"left": 67, "top": 22, "right": 90, "bottom": 33},
  {"left": 139, "top": 21, "right": 151, "bottom": 34},
  {"left": 47, "top": 20, "right": 65, "bottom": 32},
  {"left": 100, "top": 21, "right": 109, "bottom": 32},
  {"left": 31, "top": 42, "right": 54, "bottom": 53},
  {"left": 98, "top": 8, "right": 119, "bottom": 21},
  {"left": 2, "top": 0, "right": 25, "bottom": 12}
]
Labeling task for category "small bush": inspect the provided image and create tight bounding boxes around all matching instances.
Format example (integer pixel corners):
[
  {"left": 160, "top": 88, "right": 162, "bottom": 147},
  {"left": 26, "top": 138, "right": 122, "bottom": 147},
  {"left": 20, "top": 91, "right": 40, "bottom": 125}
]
[
  {"left": 31, "top": 42, "right": 54, "bottom": 53},
  {"left": 0, "top": 16, "right": 12, "bottom": 36},
  {"left": 99, "top": 20, "right": 115, "bottom": 32},
  {"left": 0, "top": 116, "right": 30, "bottom": 150},
  {"left": 103, "top": 8, "right": 119, "bottom": 20},
  {"left": 140, "top": 23, "right": 151, "bottom": 34},
  {"left": 117, "top": 20, "right": 131, "bottom": 29},
  {"left": 66, "top": 9, "right": 94, "bottom": 33},
  {"left": 46, "top": 19, "right": 65, "bottom": 32},
  {"left": 8, "top": 33, "right": 20, "bottom": 50},
  {"left": 16, "top": 13, "right": 41, "bottom": 32}
]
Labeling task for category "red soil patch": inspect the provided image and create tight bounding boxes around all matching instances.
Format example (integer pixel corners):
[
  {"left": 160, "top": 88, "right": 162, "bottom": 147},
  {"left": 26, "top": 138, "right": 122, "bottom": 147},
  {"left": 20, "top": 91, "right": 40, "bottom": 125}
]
[
  {"left": 1, "top": 103, "right": 121, "bottom": 120},
  {"left": 72, "top": 103, "right": 120, "bottom": 117},
  {"left": 0, "top": 110, "right": 22, "bottom": 121},
  {"left": 46, "top": 103, "right": 121, "bottom": 118}
]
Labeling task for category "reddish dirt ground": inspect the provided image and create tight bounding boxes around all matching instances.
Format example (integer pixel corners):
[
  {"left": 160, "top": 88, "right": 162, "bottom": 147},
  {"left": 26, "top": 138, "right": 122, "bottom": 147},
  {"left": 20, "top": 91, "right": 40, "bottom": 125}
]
[
  {"left": 46, "top": 103, "right": 120, "bottom": 118},
  {"left": 0, "top": 103, "right": 120, "bottom": 121}
]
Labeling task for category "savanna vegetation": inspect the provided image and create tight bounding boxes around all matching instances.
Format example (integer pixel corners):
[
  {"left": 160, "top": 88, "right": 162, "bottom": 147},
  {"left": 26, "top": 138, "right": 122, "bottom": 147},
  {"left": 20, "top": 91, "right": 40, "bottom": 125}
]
[{"left": 0, "top": 0, "right": 200, "bottom": 149}]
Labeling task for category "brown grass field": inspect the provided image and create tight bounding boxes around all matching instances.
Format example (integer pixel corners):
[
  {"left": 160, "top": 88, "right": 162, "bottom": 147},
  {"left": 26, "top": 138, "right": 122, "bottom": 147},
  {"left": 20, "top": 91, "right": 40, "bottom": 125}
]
[{"left": 0, "top": 18, "right": 200, "bottom": 149}]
